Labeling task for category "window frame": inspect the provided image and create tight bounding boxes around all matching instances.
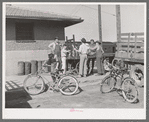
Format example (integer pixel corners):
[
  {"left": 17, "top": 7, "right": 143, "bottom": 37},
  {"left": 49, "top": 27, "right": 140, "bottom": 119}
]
[{"left": 15, "top": 22, "right": 35, "bottom": 43}]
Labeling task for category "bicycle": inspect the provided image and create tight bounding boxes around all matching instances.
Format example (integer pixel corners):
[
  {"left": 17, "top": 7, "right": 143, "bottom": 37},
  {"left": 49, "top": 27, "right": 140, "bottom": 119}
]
[
  {"left": 100, "top": 60, "right": 138, "bottom": 103},
  {"left": 66, "top": 62, "right": 79, "bottom": 76},
  {"left": 23, "top": 61, "right": 79, "bottom": 96}
]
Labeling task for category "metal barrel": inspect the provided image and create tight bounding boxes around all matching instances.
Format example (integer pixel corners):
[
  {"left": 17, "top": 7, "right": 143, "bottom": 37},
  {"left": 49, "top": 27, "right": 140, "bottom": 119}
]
[
  {"left": 18, "top": 61, "right": 25, "bottom": 75},
  {"left": 38, "top": 61, "right": 42, "bottom": 71},
  {"left": 31, "top": 60, "right": 38, "bottom": 74},
  {"left": 25, "top": 62, "right": 31, "bottom": 75}
]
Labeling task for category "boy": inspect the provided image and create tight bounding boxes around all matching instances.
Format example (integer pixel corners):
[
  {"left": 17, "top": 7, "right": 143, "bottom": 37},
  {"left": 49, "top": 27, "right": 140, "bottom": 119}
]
[
  {"left": 61, "top": 44, "right": 70, "bottom": 74},
  {"left": 48, "top": 37, "right": 61, "bottom": 70},
  {"left": 78, "top": 38, "right": 89, "bottom": 77},
  {"left": 42, "top": 53, "right": 56, "bottom": 68}
]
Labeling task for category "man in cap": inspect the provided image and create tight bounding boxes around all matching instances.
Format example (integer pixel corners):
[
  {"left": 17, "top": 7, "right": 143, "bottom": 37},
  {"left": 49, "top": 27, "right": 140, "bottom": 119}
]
[
  {"left": 87, "top": 39, "right": 96, "bottom": 75},
  {"left": 95, "top": 40, "right": 105, "bottom": 75},
  {"left": 48, "top": 37, "right": 61, "bottom": 70},
  {"left": 78, "top": 38, "right": 89, "bottom": 77}
]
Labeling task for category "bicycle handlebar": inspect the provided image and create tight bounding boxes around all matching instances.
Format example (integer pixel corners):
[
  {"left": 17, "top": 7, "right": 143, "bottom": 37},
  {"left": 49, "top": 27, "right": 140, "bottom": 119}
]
[
  {"left": 105, "top": 60, "right": 117, "bottom": 70},
  {"left": 105, "top": 60, "right": 127, "bottom": 72}
]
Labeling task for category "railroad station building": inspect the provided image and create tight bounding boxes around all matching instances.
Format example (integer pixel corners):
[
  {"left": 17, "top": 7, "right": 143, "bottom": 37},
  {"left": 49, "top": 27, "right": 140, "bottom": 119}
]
[{"left": 5, "top": 5, "right": 83, "bottom": 75}]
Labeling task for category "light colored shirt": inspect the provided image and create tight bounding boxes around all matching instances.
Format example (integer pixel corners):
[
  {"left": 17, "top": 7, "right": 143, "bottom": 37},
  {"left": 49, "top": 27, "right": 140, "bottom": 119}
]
[
  {"left": 61, "top": 48, "right": 68, "bottom": 57},
  {"left": 89, "top": 43, "right": 96, "bottom": 55},
  {"left": 48, "top": 42, "right": 56, "bottom": 49},
  {"left": 48, "top": 42, "right": 55, "bottom": 54},
  {"left": 48, "top": 42, "right": 61, "bottom": 54},
  {"left": 79, "top": 43, "right": 89, "bottom": 54},
  {"left": 96, "top": 45, "right": 104, "bottom": 53}
]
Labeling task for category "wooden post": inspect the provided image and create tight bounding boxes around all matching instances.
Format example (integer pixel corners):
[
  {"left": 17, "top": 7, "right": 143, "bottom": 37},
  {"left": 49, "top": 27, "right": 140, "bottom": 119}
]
[
  {"left": 134, "top": 33, "right": 137, "bottom": 59},
  {"left": 66, "top": 36, "right": 68, "bottom": 42},
  {"left": 73, "top": 34, "right": 75, "bottom": 47},
  {"left": 116, "top": 5, "right": 121, "bottom": 52},
  {"left": 66, "top": 36, "right": 68, "bottom": 47},
  {"left": 98, "top": 5, "right": 102, "bottom": 46},
  {"left": 127, "top": 33, "right": 130, "bottom": 58}
]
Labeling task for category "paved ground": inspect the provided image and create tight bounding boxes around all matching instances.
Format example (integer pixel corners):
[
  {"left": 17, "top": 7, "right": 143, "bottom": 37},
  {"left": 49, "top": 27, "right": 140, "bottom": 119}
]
[{"left": 5, "top": 72, "right": 144, "bottom": 108}]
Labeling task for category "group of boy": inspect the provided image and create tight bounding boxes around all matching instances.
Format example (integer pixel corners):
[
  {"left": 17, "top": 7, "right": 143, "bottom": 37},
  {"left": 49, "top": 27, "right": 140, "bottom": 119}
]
[
  {"left": 47, "top": 37, "right": 98, "bottom": 76},
  {"left": 48, "top": 37, "right": 70, "bottom": 74}
]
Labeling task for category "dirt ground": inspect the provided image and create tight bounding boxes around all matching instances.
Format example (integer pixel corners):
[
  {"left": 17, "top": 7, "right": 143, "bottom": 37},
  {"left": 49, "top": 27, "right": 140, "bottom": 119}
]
[{"left": 5, "top": 77, "right": 144, "bottom": 108}]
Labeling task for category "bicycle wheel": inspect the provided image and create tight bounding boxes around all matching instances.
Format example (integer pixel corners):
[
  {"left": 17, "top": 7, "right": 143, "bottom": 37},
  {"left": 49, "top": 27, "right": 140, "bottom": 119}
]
[
  {"left": 75, "top": 62, "right": 79, "bottom": 74},
  {"left": 23, "top": 74, "right": 45, "bottom": 95},
  {"left": 70, "top": 69, "right": 78, "bottom": 76},
  {"left": 122, "top": 77, "right": 138, "bottom": 103},
  {"left": 130, "top": 64, "right": 144, "bottom": 87},
  {"left": 100, "top": 75, "right": 116, "bottom": 93},
  {"left": 58, "top": 75, "right": 79, "bottom": 95}
]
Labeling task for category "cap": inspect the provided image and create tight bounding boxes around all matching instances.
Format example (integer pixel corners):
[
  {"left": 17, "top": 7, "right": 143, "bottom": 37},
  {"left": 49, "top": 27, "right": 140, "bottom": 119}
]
[
  {"left": 90, "top": 39, "right": 94, "bottom": 42},
  {"left": 96, "top": 40, "right": 101, "bottom": 44},
  {"left": 81, "top": 38, "right": 86, "bottom": 43}
]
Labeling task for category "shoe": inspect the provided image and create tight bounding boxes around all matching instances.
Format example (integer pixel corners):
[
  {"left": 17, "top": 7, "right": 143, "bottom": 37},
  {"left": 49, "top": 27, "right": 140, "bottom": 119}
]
[
  {"left": 95, "top": 73, "right": 101, "bottom": 76},
  {"left": 100, "top": 73, "right": 106, "bottom": 75},
  {"left": 83, "top": 75, "right": 87, "bottom": 77},
  {"left": 89, "top": 72, "right": 94, "bottom": 75},
  {"left": 91, "top": 71, "right": 94, "bottom": 75},
  {"left": 78, "top": 75, "right": 82, "bottom": 78}
]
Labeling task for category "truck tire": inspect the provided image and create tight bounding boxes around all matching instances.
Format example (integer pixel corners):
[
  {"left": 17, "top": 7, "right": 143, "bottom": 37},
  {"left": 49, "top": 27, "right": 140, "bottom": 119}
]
[{"left": 130, "top": 64, "right": 144, "bottom": 87}]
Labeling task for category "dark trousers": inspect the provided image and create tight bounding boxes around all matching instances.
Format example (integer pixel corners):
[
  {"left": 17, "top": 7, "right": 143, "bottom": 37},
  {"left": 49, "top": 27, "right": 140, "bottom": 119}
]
[
  {"left": 96, "top": 57, "right": 105, "bottom": 74},
  {"left": 87, "top": 58, "right": 95, "bottom": 74}
]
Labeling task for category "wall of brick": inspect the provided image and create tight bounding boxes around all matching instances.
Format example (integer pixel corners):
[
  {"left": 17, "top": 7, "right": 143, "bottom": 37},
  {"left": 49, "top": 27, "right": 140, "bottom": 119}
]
[
  {"left": 6, "top": 18, "right": 65, "bottom": 43},
  {"left": 6, "top": 40, "right": 65, "bottom": 75},
  {"left": 6, "top": 50, "right": 49, "bottom": 75},
  {"left": 6, "top": 40, "right": 65, "bottom": 51},
  {"left": 6, "top": 18, "right": 66, "bottom": 75}
]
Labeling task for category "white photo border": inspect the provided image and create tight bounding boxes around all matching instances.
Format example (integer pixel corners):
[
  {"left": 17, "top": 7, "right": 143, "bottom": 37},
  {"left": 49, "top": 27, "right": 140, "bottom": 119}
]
[{"left": 2, "top": 2, "right": 146, "bottom": 120}]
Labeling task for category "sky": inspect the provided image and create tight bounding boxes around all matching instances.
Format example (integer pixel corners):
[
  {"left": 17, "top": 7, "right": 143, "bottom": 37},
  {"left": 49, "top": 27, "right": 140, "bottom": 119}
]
[{"left": 9, "top": 3, "right": 145, "bottom": 42}]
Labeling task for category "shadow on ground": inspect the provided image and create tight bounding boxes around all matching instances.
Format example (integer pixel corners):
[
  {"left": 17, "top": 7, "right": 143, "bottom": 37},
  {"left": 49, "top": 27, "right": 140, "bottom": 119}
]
[
  {"left": 5, "top": 87, "right": 32, "bottom": 108},
  {"left": 43, "top": 84, "right": 83, "bottom": 96}
]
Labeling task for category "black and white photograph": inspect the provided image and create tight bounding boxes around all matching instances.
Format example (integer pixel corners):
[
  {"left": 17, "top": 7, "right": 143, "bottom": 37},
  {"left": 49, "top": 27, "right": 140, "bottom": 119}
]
[{"left": 2, "top": 2, "right": 146, "bottom": 119}]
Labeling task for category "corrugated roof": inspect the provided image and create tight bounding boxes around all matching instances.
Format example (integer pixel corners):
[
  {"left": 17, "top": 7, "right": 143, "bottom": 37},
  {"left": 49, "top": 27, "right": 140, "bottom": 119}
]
[{"left": 6, "top": 6, "right": 84, "bottom": 25}]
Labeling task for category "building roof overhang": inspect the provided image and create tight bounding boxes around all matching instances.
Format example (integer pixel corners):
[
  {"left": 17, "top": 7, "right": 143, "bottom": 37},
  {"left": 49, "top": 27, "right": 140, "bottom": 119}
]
[{"left": 6, "top": 6, "right": 84, "bottom": 27}]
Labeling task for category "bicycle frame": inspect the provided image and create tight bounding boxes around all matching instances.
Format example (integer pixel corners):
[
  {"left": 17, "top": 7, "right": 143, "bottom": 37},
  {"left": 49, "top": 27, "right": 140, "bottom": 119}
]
[
  {"left": 31, "top": 63, "right": 63, "bottom": 88},
  {"left": 101, "top": 60, "right": 138, "bottom": 103},
  {"left": 107, "top": 60, "right": 130, "bottom": 85}
]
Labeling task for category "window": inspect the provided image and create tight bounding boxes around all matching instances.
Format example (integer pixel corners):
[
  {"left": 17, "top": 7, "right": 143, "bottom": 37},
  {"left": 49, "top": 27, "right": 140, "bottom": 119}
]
[{"left": 16, "top": 22, "right": 34, "bottom": 42}]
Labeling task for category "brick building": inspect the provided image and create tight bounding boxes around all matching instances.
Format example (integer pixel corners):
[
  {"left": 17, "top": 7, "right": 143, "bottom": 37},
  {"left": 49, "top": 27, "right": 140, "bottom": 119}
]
[{"left": 5, "top": 6, "right": 83, "bottom": 75}]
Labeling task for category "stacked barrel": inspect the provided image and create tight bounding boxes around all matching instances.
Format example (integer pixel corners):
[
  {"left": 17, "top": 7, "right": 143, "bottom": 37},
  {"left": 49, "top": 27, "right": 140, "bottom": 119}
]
[
  {"left": 18, "top": 60, "right": 50, "bottom": 75},
  {"left": 18, "top": 61, "right": 25, "bottom": 75}
]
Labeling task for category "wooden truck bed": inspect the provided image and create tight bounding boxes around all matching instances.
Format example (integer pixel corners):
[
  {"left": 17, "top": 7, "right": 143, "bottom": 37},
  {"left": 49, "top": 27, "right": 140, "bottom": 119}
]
[{"left": 115, "top": 32, "right": 144, "bottom": 64}]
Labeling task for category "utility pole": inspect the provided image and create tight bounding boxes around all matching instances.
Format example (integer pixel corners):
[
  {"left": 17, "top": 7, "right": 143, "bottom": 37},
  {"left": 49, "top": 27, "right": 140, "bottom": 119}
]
[
  {"left": 116, "top": 5, "right": 121, "bottom": 42},
  {"left": 98, "top": 5, "right": 102, "bottom": 46},
  {"left": 116, "top": 5, "right": 121, "bottom": 52}
]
